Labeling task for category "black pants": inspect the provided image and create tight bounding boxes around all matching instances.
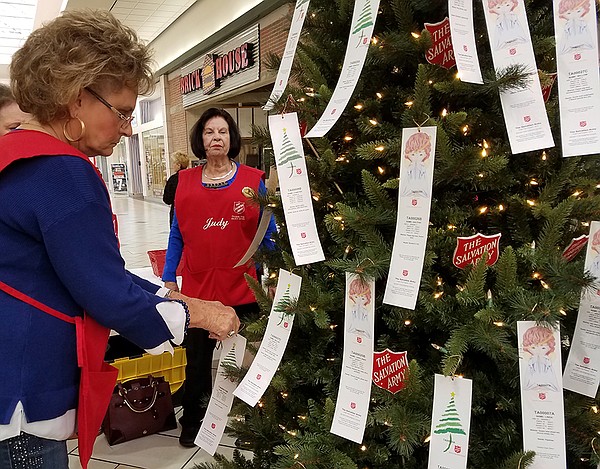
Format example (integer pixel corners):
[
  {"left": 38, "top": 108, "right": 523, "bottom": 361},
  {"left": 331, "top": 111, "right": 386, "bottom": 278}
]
[{"left": 179, "top": 302, "right": 259, "bottom": 428}]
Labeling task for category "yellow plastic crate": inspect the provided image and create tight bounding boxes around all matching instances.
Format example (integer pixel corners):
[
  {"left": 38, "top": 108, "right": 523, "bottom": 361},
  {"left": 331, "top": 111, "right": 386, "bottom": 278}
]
[{"left": 109, "top": 346, "right": 187, "bottom": 394}]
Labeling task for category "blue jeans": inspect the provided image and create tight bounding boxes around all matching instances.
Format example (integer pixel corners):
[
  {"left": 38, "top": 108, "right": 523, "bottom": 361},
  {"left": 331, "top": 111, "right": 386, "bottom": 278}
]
[{"left": 0, "top": 433, "right": 68, "bottom": 469}]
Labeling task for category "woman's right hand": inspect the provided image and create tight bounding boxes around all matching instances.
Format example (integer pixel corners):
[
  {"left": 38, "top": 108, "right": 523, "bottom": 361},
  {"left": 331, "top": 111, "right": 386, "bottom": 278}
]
[
  {"left": 167, "top": 290, "right": 240, "bottom": 340},
  {"left": 164, "top": 281, "right": 179, "bottom": 292}
]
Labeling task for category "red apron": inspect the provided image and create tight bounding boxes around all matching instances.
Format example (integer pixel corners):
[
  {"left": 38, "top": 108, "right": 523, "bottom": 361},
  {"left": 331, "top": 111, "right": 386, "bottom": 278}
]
[
  {"left": 175, "top": 164, "right": 263, "bottom": 305},
  {"left": 0, "top": 130, "right": 118, "bottom": 469}
]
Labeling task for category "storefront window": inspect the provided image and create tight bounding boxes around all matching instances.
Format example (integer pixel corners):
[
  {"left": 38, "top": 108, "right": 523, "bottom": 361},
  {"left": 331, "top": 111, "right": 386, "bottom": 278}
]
[{"left": 142, "top": 128, "right": 166, "bottom": 198}]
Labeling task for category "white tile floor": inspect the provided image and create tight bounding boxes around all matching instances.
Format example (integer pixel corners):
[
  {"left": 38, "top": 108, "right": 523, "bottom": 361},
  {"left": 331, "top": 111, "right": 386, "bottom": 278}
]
[{"left": 66, "top": 194, "right": 250, "bottom": 469}]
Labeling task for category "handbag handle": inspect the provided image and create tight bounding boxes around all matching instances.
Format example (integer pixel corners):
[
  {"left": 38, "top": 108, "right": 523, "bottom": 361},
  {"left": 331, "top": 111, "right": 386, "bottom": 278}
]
[{"left": 118, "top": 378, "right": 159, "bottom": 414}]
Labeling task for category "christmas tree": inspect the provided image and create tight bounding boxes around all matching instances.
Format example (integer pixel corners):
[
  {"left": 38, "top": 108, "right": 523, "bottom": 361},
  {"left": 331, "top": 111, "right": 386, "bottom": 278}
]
[{"left": 197, "top": 0, "right": 600, "bottom": 467}]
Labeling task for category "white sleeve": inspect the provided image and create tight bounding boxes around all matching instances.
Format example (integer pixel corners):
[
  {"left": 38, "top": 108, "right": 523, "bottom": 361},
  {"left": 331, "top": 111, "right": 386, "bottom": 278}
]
[{"left": 144, "top": 299, "right": 186, "bottom": 355}]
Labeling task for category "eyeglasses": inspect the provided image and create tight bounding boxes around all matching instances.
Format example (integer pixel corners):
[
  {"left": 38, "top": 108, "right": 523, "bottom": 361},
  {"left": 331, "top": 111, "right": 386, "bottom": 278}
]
[{"left": 85, "top": 87, "right": 134, "bottom": 128}]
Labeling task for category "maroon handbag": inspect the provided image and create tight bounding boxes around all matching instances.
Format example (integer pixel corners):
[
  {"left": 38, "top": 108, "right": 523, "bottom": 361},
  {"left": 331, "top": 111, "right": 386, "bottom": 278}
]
[{"left": 103, "top": 375, "right": 177, "bottom": 445}]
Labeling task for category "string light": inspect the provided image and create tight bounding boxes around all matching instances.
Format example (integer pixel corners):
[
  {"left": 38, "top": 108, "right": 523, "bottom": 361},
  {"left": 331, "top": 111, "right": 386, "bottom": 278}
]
[
  {"left": 404, "top": 100, "right": 413, "bottom": 107},
  {"left": 462, "top": 125, "right": 469, "bottom": 135},
  {"left": 433, "top": 292, "right": 444, "bottom": 299},
  {"left": 309, "top": 305, "right": 316, "bottom": 312},
  {"left": 424, "top": 435, "right": 431, "bottom": 443},
  {"left": 312, "top": 194, "right": 320, "bottom": 201},
  {"left": 493, "top": 321, "right": 505, "bottom": 327},
  {"left": 479, "top": 206, "right": 488, "bottom": 214},
  {"left": 428, "top": 80, "right": 433, "bottom": 84},
  {"left": 334, "top": 216, "right": 343, "bottom": 221},
  {"left": 375, "top": 145, "right": 385, "bottom": 151},
  {"left": 436, "top": 277, "right": 443, "bottom": 286},
  {"left": 592, "top": 405, "right": 598, "bottom": 413},
  {"left": 404, "top": 319, "right": 411, "bottom": 325},
  {"left": 540, "top": 280, "right": 550, "bottom": 289},
  {"left": 478, "top": 173, "right": 484, "bottom": 178},
  {"left": 345, "top": 245, "right": 352, "bottom": 254},
  {"left": 529, "top": 179, "right": 538, "bottom": 186},
  {"left": 376, "top": 92, "right": 383, "bottom": 99},
  {"left": 498, "top": 204, "right": 505, "bottom": 211},
  {"left": 532, "top": 272, "right": 541, "bottom": 279},
  {"left": 572, "top": 190, "right": 582, "bottom": 197},
  {"left": 526, "top": 199, "right": 536, "bottom": 206},
  {"left": 411, "top": 32, "right": 420, "bottom": 38},
  {"left": 344, "top": 135, "right": 353, "bottom": 141},
  {"left": 481, "top": 148, "right": 487, "bottom": 157},
  {"left": 369, "top": 118, "right": 378, "bottom": 126},
  {"left": 559, "top": 309, "right": 567, "bottom": 316},
  {"left": 298, "top": 97, "right": 306, "bottom": 102},
  {"left": 483, "top": 140, "right": 489, "bottom": 149},
  {"left": 582, "top": 221, "right": 590, "bottom": 227},
  {"left": 447, "top": 224, "right": 457, "bottom": 230},
  {"left": 455, "top": 71, "right": 462, "bottom": 80},
  {"left": 371, "top": 37, "right": 379, "bottom": 45},
  {"left": 377, "top": 166, "right": 385, "bottom": 174},
  {"left": 541, "top": 151, "right": 547, "bottom": 161},
  {"left": 354, "top": 103, "right": 363, "bottom": 110},
  {"left": 270, "top": 272, "right": 278, "bottom": 278},
  {"left": 360, "top": 445, "right": 367, "bottom": 451},
  {"left": 441, "top": 108, "right": 448, "bottom": 117}
]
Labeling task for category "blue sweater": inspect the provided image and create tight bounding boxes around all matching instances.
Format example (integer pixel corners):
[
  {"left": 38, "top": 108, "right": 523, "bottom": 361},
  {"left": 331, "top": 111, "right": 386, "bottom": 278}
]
[{"left": 0, "top": 155, "right": 174, "bottom": 424}]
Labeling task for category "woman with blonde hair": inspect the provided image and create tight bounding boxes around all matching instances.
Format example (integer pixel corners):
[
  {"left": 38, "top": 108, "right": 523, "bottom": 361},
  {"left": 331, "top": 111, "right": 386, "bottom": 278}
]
[
  {"left": 163, "top": 151, "right": 190, "bottom": 226},
  {"left": 0, "top": 10, "right": 239, "bottom": 468}
]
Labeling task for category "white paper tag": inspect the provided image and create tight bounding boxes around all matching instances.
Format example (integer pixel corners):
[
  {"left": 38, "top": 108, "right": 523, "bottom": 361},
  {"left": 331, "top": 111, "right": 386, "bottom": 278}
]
[
  {"left": 553, "top": 0, "right": 600, "bottom": 157},
  {"left": 482, "top": 0, "right": 554, "bottom": 154},
  {"left": 518, "top": 321, "right": 567, "bottom": 469},
  {"left": 264, "top": 0, "right": 311, "bottom": 110},
  {"left": 448, "top": 0, "right": 483, "bottom": 83},
  {"left": 304, "top": 0, "right": 381, "bottom": 138},
  {"left": 563, "top": 221, "right": 600, "bottom": 397},
  {"left": 330, "top": 273, "right": 375, "bottom": 443},
  {"left": 233, "top": 269, "right": 301, "bottom": 406},
  {"left": 427, "top": 374, "right": 472, "bottom": 469},
  {"left": 195, "top": 334, "right": 247, "bottom": 455},
  {"left": 384, "top": 127, "right": 437, "bottom": 310},
  {"left": 269, "top": 113, "right": 325, "bottom": 265}
]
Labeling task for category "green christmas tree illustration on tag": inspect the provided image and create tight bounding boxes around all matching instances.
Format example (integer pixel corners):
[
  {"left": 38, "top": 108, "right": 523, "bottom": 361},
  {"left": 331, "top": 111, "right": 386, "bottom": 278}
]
[
  {"left": 219, "top": 343, "right": 239, "bottom": 381},
  {"left": 274, "top": 283, "right": 293, "bottom": 326},
  {"left": 277, "top": 129, "right": 303, "bottom": 178},
  {"left": 433, "top": 391, "right": 467, "bottom": 452},
  {"left": 353, "top": 0, "right": 374, "bottom": 46}
]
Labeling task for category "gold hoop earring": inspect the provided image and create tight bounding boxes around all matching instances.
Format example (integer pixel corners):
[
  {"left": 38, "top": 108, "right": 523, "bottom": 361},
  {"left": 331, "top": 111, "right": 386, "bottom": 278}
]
[{"left": 63, "top": 117, "right": 86, "bottom": 142}]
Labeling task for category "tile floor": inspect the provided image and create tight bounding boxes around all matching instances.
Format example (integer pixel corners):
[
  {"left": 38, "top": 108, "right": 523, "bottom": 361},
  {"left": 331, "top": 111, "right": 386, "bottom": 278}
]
[{"left": 67, "top": 194, "right": 250, "bottom": 469}]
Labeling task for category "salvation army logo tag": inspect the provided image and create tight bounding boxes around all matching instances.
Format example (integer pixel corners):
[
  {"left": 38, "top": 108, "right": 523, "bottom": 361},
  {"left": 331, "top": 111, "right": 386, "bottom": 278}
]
[
  {"left": 454, "top": 445, "right": 462, "bottom": 454},
  {"left": 583, "top": 357, "right": 590, "bottom": 364},
  {"left": 424, "top": 18, "right": 456, "bottom": 69},
  {"left": 373, "top": 349, "right": 409, "bottom": 394},
  {"left": 524, "top": 115, "right": 531, "bottom": 122},
  {"left": 538, "top": 392, "right": 546, "bottom": 400},
  {"left": 453, "top": 233, "right": 501, "bottom": 269},
  {"left": 574, "top": 53, "right": 581, "bottom": 60},
  {"left": 211, "top": 423, "right": 216, "bottom": 429},
  {"left": 350, "top": 402, "right": 356, "bottom": 409},
  {"left": 580, "top": 121, "right": 587, "bottom": 127},
  {"left": 562, "top": 234, "right": 588, "bottom": 262}
]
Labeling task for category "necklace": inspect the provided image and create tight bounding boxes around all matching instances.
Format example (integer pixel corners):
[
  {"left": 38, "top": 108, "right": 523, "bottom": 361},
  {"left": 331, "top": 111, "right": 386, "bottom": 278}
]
[
  {"left": 19, "top": 121, "right": 61, "bottom": 140},
  {"left": 203, "top": 160, "right": 235, "bottom": 180}
]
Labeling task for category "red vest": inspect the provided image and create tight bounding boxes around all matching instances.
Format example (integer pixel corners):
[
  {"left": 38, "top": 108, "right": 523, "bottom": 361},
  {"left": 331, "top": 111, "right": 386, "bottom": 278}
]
[
  {"left": 175, "top": 164, "right": 264, "bottom": 305},
  {"left": 0, "top": 130, "right": 118, "bottom": 469}
]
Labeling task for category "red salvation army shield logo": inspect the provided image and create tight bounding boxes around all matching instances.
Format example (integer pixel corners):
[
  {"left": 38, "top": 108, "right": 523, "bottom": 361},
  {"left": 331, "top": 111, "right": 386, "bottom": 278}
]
[
  {"left": 583, "top": 357, "right": 590, "bottom": 364},
  {"left": 539, "top": 392, "right": 546, "bottom": 400},
  {"left": 373, "top": 349, "right": 409, "bottom": 394},
  {"left": 453, "top": 233, "right": 501, "bottom": 269},
  {"left": 580, "top": 121, "right": 587, "bottom": 127},
  {"left": 424, "top": 18, "right": 456, "bottom": 69},
  {"left": 233, "top": 201, "right": 245, "bottom": 214},
  {"left": 350, "top": 402, "right": 356, "bottom": 409},
  {"left": 454, "top": 445, "right": 462, "bottom": 454}
]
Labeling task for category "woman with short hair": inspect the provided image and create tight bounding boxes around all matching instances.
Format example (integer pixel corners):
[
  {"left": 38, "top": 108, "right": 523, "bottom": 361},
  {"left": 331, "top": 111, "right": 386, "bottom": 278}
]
[{"left": 0, "top": 11, "right": 239, "bottom": 468}]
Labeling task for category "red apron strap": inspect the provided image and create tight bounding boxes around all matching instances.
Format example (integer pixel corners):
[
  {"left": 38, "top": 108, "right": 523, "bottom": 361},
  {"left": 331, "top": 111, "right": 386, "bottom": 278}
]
[{"left": 0, "top": 280, "right": 76, "bottom": 324}]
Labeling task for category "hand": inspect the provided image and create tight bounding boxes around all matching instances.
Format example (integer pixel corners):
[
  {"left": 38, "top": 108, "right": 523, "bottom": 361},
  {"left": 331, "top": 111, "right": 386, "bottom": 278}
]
[
  {"left": 185, "top": 297, "right": 240, "bottom": 341},
  {"left": 164, "top": 281, "right": 179, "bottom": 292}
]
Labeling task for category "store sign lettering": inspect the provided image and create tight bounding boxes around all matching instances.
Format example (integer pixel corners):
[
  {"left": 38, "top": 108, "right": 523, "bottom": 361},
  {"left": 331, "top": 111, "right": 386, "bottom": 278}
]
[{"left": 180, "top": 42, "right": 254, "bottom": 95}]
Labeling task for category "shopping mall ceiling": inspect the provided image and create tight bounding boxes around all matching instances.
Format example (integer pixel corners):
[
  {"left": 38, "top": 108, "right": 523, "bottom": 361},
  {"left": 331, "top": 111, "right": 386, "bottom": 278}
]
[{"left": 0, "top": 0, "right": 197, "bottom": 82}]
